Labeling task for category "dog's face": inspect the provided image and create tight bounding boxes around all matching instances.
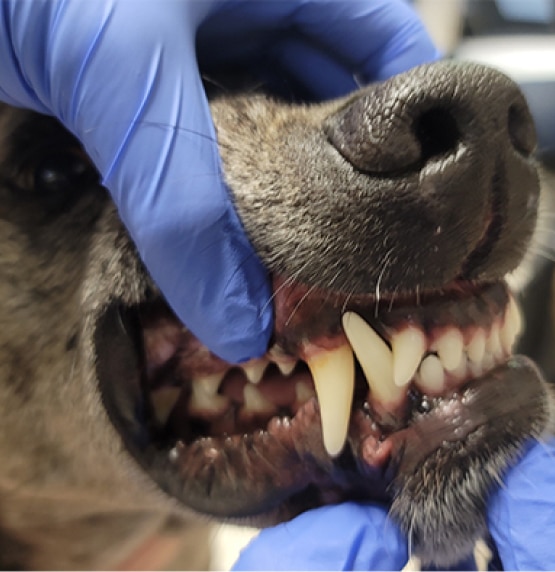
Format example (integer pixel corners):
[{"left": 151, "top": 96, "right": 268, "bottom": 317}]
[{"left": 0, "top": 61, "right": 552, "bottom": 569}]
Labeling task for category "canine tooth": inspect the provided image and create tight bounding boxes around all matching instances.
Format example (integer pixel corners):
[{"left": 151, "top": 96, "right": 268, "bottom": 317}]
[
  {"left": 417, "top": 355, "right": 445, "bottom": 393},
  {"left": 342, "top": 312, "right": 403, "bottom": 405},
  {"left": 432, "top": 328, "right": 464, "bottom": 371},
  {"left": 391, "top": 326, "right": 426, "bottom": 387},
  {"left": 306, "top": 344, "right": 355, "bottom": 457},
  {"left": 486, "top": 323, "right": 503, "bottom": 359},
  {"left": 241, "top": 358, "right": 268, "bottom": 384},
  {"left": 467, "top": 329, "right": 486, "bottom": 364},
  {"left": 500, "top": 296, "right": 522, "bottom": 353},
  {"left": 150, "top": 387, "right": 182, "bottom": 425},
  {"left": 295, "top": 381, "right": 315, "bottom": 404},
  {"left": 243, "top": 384, "right": 276, "bottom": 414}
]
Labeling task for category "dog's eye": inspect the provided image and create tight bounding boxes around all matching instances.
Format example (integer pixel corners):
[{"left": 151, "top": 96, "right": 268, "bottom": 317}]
[{"left": 34, "top": 151, "right": 99, "bottom": 194}]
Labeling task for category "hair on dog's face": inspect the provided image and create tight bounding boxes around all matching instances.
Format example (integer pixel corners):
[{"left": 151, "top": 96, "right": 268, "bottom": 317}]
[{"left": 0, "top": 61, "right": 552, "bottom": 569}]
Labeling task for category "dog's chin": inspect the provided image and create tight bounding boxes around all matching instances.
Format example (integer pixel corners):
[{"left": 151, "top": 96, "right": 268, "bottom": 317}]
[{"left": 94, "top": 271, "right": 549, "bottom": 525}]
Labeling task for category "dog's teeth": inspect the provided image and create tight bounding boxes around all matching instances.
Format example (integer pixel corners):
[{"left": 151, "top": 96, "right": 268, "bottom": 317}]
[
  {"left": 500, "top": 295, "right": 522, "bottom": 353},
  {"left": 486, "top": 323, "right": 503, "bottom": 359},
  {"left": 342, "top": 312, "right": 403, "bottom": 406},
  {"left": 306, "top": 344, "right": 355, "bottom": 457},
  {"left": 467, "top": 329, "right": 486, "bottom": 364},
  {"left": 189, "top": 373, "right": 228, "bottom": 412},
  {"left": 432, "top": 328, "right": 464, "bottom": 371},
  {"left": 295, "top": 381, "right": 315, "bottom": 404},
  {"left": 482, "top": 351, "right": 495, "bottom": 372},
  {"left": 417, "top": 354, "right": 445, "bottom": 393},
  {"left": 241, "top": 358, "right": 268, "bottom": 384},
  {"left": 150, "top": 387, "right": 182, "bottom": 425},
  {"left": 243, "top": 384, "right": 276, "bottom": 414},
  {"left": 275, "top": 358, "right": 297, "bottom": 376},
  {"left": 391, "top": 326, "right": 426, "bottom": 387}
]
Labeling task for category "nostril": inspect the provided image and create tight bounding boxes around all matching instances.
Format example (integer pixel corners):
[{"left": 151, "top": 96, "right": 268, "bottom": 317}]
[
  {"left": 414, "top": 108, "right": 460, "bottom": 162},
  {"left": 508, "top": 103, "right": 536, "bottom": 156}
]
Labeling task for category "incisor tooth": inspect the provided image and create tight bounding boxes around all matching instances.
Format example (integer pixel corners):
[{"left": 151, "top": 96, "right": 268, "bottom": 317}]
[
  {"left": 342, "top": 312, "right": 403, "bottom": 406},
  {"left": 417, "top": 355, "right": 445, "bottom": 393},
  {"left": 467, "top": 329, "right": 486, "bottom": 364},
  {"left": 432, "top": 328, "right": 464, "bottom": 371},
  {"left": 306, "top": 344, "right": 355, "bottom": 457},
  {"left": 275, "top": 358, "right": 297, "bottom": 376},
  {"left": 241, "top": 358, "right": 268, "bottom": 384},
  {"left": 486, "top": 323, "right": 503, "bottom": 359},
  {"left": 391, "top": 326, "right": 426, "bottom": 387},
  {"left": 500, "top": 296, "right": 522, "bottom": 353}
]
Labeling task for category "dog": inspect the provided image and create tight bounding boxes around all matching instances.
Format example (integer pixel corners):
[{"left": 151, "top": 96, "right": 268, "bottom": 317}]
[{"left": 0, "top": 60, "right": 553, "bottom": 570}]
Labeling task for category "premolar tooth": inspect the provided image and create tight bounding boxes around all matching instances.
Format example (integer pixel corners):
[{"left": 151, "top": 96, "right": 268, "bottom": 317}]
[
  {"left": 467, "top": 329, "right": 486, "bottom": 364},
  {"left": 500, "top": 296, "right": 523, "bottom": 353},
  {"left": 417, "top": 355, "right": 445, "bottom": 393},
  {"left": 295, "top": 381, "right": 315, "bottom": 404},
  {"left": 306, "top": 344, "right": 355, "bottom": 457},
  {"left": 275, "top": 358, "right": 297, "bottom": 377},
  {"left": 189, "top": 373, "right": 228, "bottom": 412},
  {"left": 243, "top": 384, "right": 276, "bottom": 414},
  {"left": 241, "top": 358, "right": 268, "bottom": 384},
  {"left": 150, "top": 387, "right": 181, "bottom": 425},
  {"left": 432, "top": 328, "right": 464, "bottom": 371},
  {"left": 391, "top": 326, "right": 426, "bottom": 387},
  {"left": 342, "top": 312, "right": 403, "bottom": 406}
]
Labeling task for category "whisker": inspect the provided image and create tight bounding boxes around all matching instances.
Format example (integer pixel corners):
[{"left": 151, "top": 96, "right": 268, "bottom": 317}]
[{"left": 285, "top": 284, "right": 317, "bottom": 327}]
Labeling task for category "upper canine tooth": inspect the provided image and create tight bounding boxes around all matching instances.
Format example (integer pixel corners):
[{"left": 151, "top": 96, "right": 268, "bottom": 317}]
[
  {"left": 432, "top": 328, "right": 464, "bottom": 371},
  {"left": 391, "top": 326, "right": 426, "bottom": 387},
  {"left": 342, "top": 312, "right": 403, "bottom": 406},
  {"left": 305, "top": 344, "right": 355, "bottom": 457},
  {"left": 241, "top": 358, "right": 268, "bottom": 384},
  {"left": 500, "top": 295, "right": 522, "bottom": 353}
]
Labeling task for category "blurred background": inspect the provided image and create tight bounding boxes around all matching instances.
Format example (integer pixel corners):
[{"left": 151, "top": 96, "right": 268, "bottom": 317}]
[{"left": 209, "top": 2, "right": 555, "bottom": 569}]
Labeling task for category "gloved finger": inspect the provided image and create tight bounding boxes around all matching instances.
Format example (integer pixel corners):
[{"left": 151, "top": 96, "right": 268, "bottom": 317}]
[
  {"left": 285, "top": 0, "right": 441, "bottom": 83},
  {"left": 198, "top": 0, "right": 439, "bottom": 101},
  {"left": 232, "top": 502, "right": 408, "bottom": 571},
  {"left": 5, "top": 0, "right": 273, "bottom": 363},
  {"left": 488, "top": 439, "right": 555, "bottom": 571}
]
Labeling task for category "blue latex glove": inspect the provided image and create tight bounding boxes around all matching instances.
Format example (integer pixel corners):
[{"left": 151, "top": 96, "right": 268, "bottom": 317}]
[
  {"left": 0, "top": 0, "right": 439, "bottom": 363},
  {"left": 233, "top": 440, "right": 555, "bottom": 571}
]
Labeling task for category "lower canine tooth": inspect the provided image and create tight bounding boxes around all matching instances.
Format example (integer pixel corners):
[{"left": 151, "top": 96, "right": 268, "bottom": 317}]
[
  {"left": 306, "top": 344, "right": 355, "bottom": 457},
  {"left": 342, "top": 312, "right": 403, "bottom": 406}
]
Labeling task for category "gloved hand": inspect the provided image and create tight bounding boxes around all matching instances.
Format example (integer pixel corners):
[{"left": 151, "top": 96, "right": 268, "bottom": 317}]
[
  {"left": 233, "top": 439, "right": 555, "bottom": 571},
  {"left": 0, "top": 0, "right": 439, "bottom": 363}
]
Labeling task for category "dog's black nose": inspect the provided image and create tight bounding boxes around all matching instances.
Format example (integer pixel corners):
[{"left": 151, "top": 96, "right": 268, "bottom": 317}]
[{"left": 325, "top": 61, "right": 536, "bottom": 175}]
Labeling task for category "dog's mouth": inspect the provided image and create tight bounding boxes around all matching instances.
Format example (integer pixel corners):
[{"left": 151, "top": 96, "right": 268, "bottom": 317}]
[{"left": 95, "top": 273, "right": 545, "bottom": 521}]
